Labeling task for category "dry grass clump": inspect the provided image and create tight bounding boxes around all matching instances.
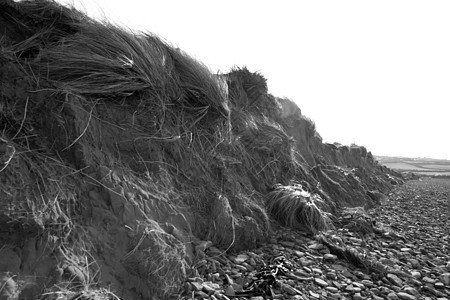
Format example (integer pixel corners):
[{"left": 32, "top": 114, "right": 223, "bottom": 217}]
[
  {"left": 227, "top": 66, "right": 269, "bottom": 109},
  {"left": 267, "top": 183, "right": 331, "bottom": 233},
  {"left": 7, "top": 0, "right": 229, "bottom": 122}
]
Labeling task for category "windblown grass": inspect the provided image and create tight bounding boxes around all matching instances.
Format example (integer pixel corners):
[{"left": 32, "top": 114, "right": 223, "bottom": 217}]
[
  {"left": 8, "top": 0, "right": 229, "bottom": 121},
  {"left": 267, "top": 183, "right": 331, "bottom": 233}
]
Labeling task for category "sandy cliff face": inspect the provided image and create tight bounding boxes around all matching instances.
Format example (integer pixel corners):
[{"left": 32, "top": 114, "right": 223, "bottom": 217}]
[{"left": 0, "top": 1, "right": 402, "bottom": 299}]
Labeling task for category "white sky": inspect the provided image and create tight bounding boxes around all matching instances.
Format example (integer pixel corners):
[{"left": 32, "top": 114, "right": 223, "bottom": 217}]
[{"left": 58, "top": 0, "right": 450, "bottom": 160}]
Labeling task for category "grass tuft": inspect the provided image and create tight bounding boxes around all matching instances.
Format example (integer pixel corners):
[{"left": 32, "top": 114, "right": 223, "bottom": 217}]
[{"left": 266, "top": 183, "right": 331, "bottom": 233}]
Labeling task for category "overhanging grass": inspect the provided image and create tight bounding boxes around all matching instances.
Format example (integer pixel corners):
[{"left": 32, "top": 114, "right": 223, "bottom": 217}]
[{"left": 267, "top": 183, "right": 331, "bottom": 233}]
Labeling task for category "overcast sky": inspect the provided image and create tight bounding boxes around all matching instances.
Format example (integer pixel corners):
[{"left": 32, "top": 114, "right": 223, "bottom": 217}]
[{"left": 58, "top": 0, "right": 450, "bottom": 160}]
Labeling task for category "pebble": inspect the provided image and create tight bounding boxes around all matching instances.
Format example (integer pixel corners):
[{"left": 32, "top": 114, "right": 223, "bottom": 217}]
[
  {"left": 387, "top": 292, "right": 399, "bottom": 300},
  {"left": 397, "top": 292, "right": 417, "bottom": 300},
  {"left": 440, "top": 273, "right": 450, "bottom": 285},
  {"left": 403, "top": 287, "right": 418, "bottom": 296},
  {"left": 308, "top": 243, "right": 324, "bottom": 250},
  {"left": 324, "top": 254, "right": 338, "bottom": 261},
  {"left": 387, "top": 274, "right": 403, "bottom": 286},
  {"left": 422, "top": 276, "right": 436, "bottom": 284},
  {"left": 314, "top": 278, "right": 328, "bottom": 287},
  {"left": 308, "top": 291, "right": 320, "bottom": 299}
]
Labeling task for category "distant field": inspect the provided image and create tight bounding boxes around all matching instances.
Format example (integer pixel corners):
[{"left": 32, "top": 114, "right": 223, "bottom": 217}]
[
  {"left": 382, "top": 162, "right": 427, "bottom": 171},
  {"left": 420, "top": 164, "right": 450, "bottom": 170},
  {"left": 375, "top": 155, "right": 450, "bottom": 176},
  {"left": 414, "top": 171, "right": 450, "bottom": 176}
]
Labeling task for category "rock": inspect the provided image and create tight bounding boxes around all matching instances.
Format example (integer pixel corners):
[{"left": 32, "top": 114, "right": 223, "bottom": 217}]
[
  {"left": 410, "top": 271, "right": 421, "bottom": 279},
  {"left": 342, "top": 269, "right": 356, "bottom": 279},
  {"left": 440, "top": 273, "right": 450, "bottom": 285},
  {"left": 422, "top": 276, "right": 436, "bottom": 284},
  {"left": 202, "top": 281, "right": 220, "bottom": 293},
  {"left": 308, "top": 291, "right": 320, "bottom": 299},
  {"left": 314, "top": 278, "right": 328, "bottom": 287},
  {"left": 224, "top": 285, "right": 235, "bottom": 297},
  {"left": 234, "top": 254, "right": 249, "bottom": 263},
  {"left": 353, "top": 293, "right": 363, "bottom": 300},
  {"left": 308, "top": 243, "right": 324, "bottom": 250},
  {"left": 250, "top": 297, "right": 264, "bottom": 300},
  {"left": 324, "top": 254, "right": 338, "bottom": 262},
  {"left": 361, "top": 279, "right": 375, "bottom": 288},
  {"left": 191, "top": 281, "right": 203, "bottom": 291},
  {"left": 294, "top": 251, "right": 305, "bottom": 257},
  {"left": 434, "top": 282, "right": 444, "bottom": 289},
  {"left": 281, "top": 283, "right": 301, "bottom": 295},
  {"left": 195, "top": 291, "right": 209, "bottom": 298},
  {"left": 422, "top": 285, "right": 446, "bottom": 297},
  {"left": 312, "top": 268, "right": 322, "bottom": 275},
  {"left": 397, "top": 292, "right": 417, "bottom": 300},
  {"left": 387, "top": 292, "right": 399, "bottom": 300},
  {"left": 325, "top": 286, "right": 338, "bottom": 293},
  {"left": 403, "top": 287, "right": 419, "bottom": 296},
  {"left": 387, "top": 274, "right": 403, "bottom": 287},
  {"left": 345, "top": 284, "right": 356, "bottom": 292},
  {"left": 231, "top": 283, "right": 243, "bottom": 292}
]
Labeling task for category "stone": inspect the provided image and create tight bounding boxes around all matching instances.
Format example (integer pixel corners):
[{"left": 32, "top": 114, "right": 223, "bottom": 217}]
[
  {"left": 422, "top": 286, "right": 446, "bottom": 297},
  {"left": 308, "top": 243, "right": 324, "bottom": 250},
  {"left": 195, "top": 291, "right": 209, "bottom": 298},
  {"left": 281, "top": 283, "right": 301, "bottom": 295},
  {"left": 191, "top": 282, "right": 203, "bottom": 291},
  {"left": 434, "top": 282, "right": 444, "bottom": 289},
  {"left": 342, "top": 269, "right": 355, "bottom": 279},
  {"left": 325, "top": 286, "right": 338, "bottom": 293},
  {"left": 403, "top": 287, "right": 419, "bottom": 296},
  {"left": 308, "top": 291, "right": 320, "bottom": 299},
  {"left": 312, "top": 268, "right": 323, "bottom": 275},
  {"left": 314, "top": 278, "right": 328, "bottom": 287},
  {"left": 397, "top": 292, "right": 416, "bottom": 300},
  {"left": 234, "top": 254, "right": 249, "bottom": 263},
  {"left": 387, "top": 274, "right": 403, "bottom": 287},
  {"left": 345, "top": 284, "right": 355, "bottom": 292},
  {"left": 250, "top": 297, "right": 264, "bottom": 300},
  {"left": 294, "top": 251, "right": 305, "bottom": 257},
  {"left": 360, "top": 279, "right": 373, "bottom": 286},
  {"left": 224, "top": 285, "right": 235, "bottom": 297},
  {"left": 324, "top": 254, "right": 338, "bottom": 262},
  {"left": 410, "top": 271, "right": 421, "bottom": 279},
  {"left": 387, "top": 292, "right": 399, "bottom": 300},
  {"left": 422, "top": 276, "right": 436, "bottom": 284},
  {"left": 353, "top": 293, "right": 363, "bottom": 300},
  {"left": 202, "top": 281, "right": 220, "bottom": 293},
  {"left": 440, "top": 273, "right": 450, "bottom": 285}
]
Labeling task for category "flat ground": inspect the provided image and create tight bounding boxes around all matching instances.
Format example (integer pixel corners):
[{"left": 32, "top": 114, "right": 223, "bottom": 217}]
[{"left": 182, "top": 178, "right": 450, "bottom": 299}]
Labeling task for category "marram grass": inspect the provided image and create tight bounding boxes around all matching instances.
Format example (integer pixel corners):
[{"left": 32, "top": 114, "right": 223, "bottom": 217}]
[{"left": 267, "top": 183, "right": 331, "bottom": 233}]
